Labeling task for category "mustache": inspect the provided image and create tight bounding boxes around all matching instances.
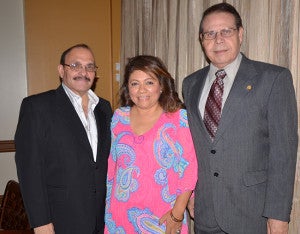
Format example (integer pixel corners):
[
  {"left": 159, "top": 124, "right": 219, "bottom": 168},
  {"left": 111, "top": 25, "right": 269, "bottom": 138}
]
[{"left": 73, "top": 76, "right": 91, "bottom": 82}]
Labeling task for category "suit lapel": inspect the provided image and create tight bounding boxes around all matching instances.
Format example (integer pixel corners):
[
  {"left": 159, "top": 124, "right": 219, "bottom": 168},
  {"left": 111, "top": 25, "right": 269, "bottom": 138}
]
[
  {"left": 94, "top": 102, "right": 109, "bottom": 162},
  {"left": 189, "top": 67, "right": 212, "bottom": 143},
  {"left": 55, "top": 85, "right": 93, "bottom": 156},
  {"left": 214, "top": 56, "right": 258, "bottom": 143}
]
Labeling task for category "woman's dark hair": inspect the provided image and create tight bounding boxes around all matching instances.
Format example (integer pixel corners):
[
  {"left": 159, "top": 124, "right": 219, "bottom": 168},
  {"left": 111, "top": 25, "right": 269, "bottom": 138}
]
[
  {"left": 120, "top": 55, "right": 183, "bottom": 113},
  {"left": 199, "top": 3, "right": 243, "bottom": 35}
]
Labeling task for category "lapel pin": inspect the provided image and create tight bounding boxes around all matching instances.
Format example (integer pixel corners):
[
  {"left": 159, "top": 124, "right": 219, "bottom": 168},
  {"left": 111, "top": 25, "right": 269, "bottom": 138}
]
[{"left": 246, "top": 85, "right": 252, "bottom": 91}]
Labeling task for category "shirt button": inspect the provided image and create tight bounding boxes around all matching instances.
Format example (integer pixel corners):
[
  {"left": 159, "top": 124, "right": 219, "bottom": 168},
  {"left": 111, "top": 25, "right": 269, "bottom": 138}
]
[
  {"left": 214, "top": 172, "right": 219, "bottom": 177},
  {"left": 211, "top": 150, "right": 216, "bottom": 154}
]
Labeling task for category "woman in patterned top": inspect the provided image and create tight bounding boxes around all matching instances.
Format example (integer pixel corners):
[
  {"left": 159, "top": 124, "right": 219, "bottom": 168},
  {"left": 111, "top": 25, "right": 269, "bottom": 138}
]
[{"left": 105, "top": 55, "right": 198, "bottom": 234}]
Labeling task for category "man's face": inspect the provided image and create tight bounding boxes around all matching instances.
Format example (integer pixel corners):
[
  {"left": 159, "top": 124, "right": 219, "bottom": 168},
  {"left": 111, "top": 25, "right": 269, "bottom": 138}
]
[
  {"left": 58, "top": 47, "right": 96, "bottom": 96},
  {"left": 201, "top": 12, "right": 243, "bottom": 69}
]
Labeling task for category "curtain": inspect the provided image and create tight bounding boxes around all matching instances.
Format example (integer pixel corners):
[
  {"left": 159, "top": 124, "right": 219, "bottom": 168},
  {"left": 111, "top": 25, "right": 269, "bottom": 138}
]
[{"left": 121, "top": 0, "right": 300, "bottom": 232}]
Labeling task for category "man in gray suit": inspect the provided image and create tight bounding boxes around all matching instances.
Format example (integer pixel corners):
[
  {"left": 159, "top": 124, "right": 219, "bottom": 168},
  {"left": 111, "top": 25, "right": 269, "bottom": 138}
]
[{"left": 183, "top": 3, "right": 298, "bottom": 234}]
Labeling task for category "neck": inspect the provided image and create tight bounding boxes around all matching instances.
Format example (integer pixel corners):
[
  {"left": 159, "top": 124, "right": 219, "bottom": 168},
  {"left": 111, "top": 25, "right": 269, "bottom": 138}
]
[
  {"left": 131, "top": 104, "right": 163, "bottom": 116},
  {"left": 130, "top": 104, "right": 164, "bottom": 135},
  {"left": 81, "top": 94, "right": 89, "bottom": 117}
]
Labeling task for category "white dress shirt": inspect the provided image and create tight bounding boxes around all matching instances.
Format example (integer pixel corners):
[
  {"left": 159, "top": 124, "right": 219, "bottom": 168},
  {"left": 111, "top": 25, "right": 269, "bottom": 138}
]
[
  {"left": 62, "top": 83, "right": 99, "bottom": 161},
  {"left": 199, "top": 53, "right": 242, "bottom": 118}
]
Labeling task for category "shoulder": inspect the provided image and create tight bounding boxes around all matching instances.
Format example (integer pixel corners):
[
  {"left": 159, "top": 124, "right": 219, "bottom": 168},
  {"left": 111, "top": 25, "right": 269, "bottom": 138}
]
[
  {"left": 17, "top": 90, "right": 58, "bottom": 124},
  {"left": 97, "top": 96, "right": 113, "bottom": 115},
  {"left": 165, "top": 109, "right": 189, "bottom": 128},
  {"left": 114, "top": 106, "right": 130, "bottom": 116},
  {"left": 238, "top": 55, "right": 294, "bottom": 93},
  {"left": 182, "top": 66, "right": 209, "bottom": 97},
  {"left": 111, "top": 106, "right": 130, "bottom": 126},
  {"left": 183, "top": 66, "right": 209, "bottom": 84},
  {"left": 24, "top": 89, "right": 56, "bottom": 101},
  {"left": 21, "top": 89, "right": 56, "bottom": 109},
  {"left": 241, "top": 54, "right": 291, "bottom": 76},
  {"left": 98, "top": 96, "right": 111, "bottom": 106},
  {"left": 178, "top": 109, "right": 189, "bottom": 128}
]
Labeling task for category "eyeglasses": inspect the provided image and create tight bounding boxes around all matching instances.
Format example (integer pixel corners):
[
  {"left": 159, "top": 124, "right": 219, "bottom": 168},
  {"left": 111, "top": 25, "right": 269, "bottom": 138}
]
[
  {"left": 63, "top": 63, "right": 98, "bottom": 72},
  {"left": 201, "top": 28, "right": 238, "bottom": 40}
]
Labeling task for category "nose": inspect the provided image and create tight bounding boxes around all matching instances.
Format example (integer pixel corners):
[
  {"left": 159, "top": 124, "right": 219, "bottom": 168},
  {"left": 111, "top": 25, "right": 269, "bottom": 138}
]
[
  {"left": 215, "top": 32, "right": 224, "bottom": 43},
  {"left": 78, "top": 66, "right": 88, "bottom": 76},
  {"left": 138, "top": 84, "right": 146, "bottom": 92}
]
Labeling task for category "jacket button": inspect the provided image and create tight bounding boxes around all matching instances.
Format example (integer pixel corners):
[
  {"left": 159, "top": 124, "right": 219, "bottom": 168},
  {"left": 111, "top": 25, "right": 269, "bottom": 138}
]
[
  {"left": 211, "top": 150, "right": 216, "bottom": 154},
  {"left": 214, "top": 172, "right": 219, "bottom": 177}
]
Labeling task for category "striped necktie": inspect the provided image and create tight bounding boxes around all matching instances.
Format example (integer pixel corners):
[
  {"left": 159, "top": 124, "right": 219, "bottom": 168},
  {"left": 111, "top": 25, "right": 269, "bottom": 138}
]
[{"left": 203, "top": 69, "right": 226, "bottom": 139}]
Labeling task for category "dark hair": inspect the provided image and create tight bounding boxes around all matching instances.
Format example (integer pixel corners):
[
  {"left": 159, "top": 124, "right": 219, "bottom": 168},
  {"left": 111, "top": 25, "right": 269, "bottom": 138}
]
[
  {"left": 60, "top": 43, "right": 94, "bottom": 65},
  {"left": 120, "top": 55, "right": 183, "bottom": 113},
  {"left": 199, "top": 3, "right": 243, "bottom": 35}
]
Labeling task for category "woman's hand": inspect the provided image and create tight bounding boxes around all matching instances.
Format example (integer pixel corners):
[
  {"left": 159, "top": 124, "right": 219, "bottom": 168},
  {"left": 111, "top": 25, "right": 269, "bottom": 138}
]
[{"left": 159, "top": 209, "right": 183, "bottom": 234}]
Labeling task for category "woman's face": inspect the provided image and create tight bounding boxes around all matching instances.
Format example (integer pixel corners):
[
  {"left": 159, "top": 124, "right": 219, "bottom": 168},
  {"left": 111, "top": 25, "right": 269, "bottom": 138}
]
[{"left": 128, "top": 70, "right": 162, "bottom": 110}]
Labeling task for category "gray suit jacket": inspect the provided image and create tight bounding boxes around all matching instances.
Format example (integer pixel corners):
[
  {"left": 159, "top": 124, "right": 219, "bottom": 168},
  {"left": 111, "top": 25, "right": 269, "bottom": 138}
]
[{"left": 182, "top": 55, "right": 298, "bottom": 234}]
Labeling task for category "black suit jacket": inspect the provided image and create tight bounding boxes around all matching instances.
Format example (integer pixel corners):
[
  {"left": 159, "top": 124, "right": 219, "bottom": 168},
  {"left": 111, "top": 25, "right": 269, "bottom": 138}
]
[{"left": 15, "top": 85, "right": 112, "bottom": 234}]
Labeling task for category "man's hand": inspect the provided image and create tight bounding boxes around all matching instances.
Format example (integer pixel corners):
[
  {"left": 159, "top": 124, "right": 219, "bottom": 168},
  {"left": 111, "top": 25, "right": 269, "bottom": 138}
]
[
  {"left": 267, "top": 219, "right": 288, "bottom": 234},
  {"left": 187, "top": 197, "right": 195, "bottom": 219},
  {"left": 34, "top": 223, "right": 55, "bottom": 234}
]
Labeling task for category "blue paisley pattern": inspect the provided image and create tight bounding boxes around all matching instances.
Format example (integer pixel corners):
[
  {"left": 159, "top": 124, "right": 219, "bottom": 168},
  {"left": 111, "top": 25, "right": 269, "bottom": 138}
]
[
  {"left": 105, "top": 108, "right": 193, "bottom": 233},
  {"left": 111, "top": 107, "right": 130, "bottom": 129},
  {"left": 128, "top": 207, "right": 166, "bottom": 233},
  {"left": 179, "top": 109, "right": 189, "bottom": 128},
  {"left": 105, "top": 179, "right": 126, "bottom": 233},
  {"left": 116, "top": 165, "right": 140, "bottom": 201}
]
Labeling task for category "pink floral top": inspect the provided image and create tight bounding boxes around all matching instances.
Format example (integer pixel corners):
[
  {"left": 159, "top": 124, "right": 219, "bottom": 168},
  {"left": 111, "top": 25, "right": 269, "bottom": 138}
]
[{"left": 105, "top": 107, "right": 198, "bottom": 234}]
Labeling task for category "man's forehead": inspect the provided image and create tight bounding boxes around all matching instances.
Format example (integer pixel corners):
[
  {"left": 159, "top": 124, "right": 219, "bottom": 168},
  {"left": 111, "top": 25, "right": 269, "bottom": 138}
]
[
  {"left": 65, "top": 48, "right": 95, "bottom": 62},
  {"left": 203, "top": 12, "right": 235, "bottom": 25}
]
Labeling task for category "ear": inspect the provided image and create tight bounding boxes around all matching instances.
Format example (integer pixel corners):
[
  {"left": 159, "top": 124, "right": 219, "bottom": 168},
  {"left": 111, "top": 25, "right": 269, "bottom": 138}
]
[
  {"left": 58, "top": 64, "right": 65, "bottom": 78},
  {"left": 238, "top": 27, "right": 244, "bottom": 45}
]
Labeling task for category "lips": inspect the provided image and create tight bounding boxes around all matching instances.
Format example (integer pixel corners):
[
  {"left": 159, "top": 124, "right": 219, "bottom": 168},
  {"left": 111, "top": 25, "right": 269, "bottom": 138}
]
[
  {"left": 214, "top": 49, "right": 228, "bottom": 53},
  {"left": 137, "top": 96, "right": 149, "bottom": 100}
]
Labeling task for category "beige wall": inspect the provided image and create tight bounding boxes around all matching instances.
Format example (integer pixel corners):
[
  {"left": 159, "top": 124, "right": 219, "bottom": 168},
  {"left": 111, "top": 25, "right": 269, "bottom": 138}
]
[
  {"left": 0, "top": 0, "right": 121, "bottom": 194},
  {"left": 0, "top": 0, "right": 27, "bottom": 194},
  {"left": 24, "top": 0, "right": 121, "bottom": 108}
]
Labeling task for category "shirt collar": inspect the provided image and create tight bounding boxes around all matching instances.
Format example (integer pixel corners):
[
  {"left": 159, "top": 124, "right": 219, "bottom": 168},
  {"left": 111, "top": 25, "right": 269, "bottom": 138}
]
[
  {"left": 208, "top": 52, "right": 242, "bottom": 82},
  {"left": 62, "top": 83, "right": 99, "bottom": 110}
]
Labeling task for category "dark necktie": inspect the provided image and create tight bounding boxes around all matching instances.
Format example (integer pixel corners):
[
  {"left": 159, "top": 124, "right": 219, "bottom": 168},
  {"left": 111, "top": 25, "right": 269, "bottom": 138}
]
[{"left": 203, "top": 69, "right": 226, "bottom": 139}]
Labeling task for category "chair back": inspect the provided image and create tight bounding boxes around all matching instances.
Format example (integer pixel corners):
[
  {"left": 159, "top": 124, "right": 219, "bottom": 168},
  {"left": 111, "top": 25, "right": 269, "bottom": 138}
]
[{"left": 0, "top": 180, "right": 31, "bottom": 230}]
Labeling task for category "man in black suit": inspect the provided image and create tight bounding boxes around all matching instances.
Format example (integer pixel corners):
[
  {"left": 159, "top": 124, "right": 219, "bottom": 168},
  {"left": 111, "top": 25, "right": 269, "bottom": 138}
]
[{"left": 15, "top": 44, "right": 112, "bottom": 234}]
